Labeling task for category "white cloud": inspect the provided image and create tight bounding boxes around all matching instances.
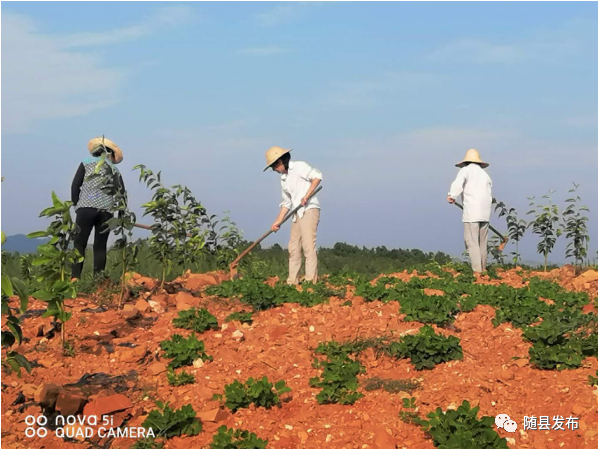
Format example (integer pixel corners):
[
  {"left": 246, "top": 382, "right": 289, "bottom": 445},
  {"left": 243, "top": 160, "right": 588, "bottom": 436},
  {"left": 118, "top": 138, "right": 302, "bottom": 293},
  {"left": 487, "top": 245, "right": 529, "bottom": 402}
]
[
  {"left": 239, "top": 46, "right": 288, "bottom": 56},
  {"left": 1, "top": 8, "right": 193, "bottom": 133},
  {"left": 254, "top": 2, "right": 320, "bottom": 26}
]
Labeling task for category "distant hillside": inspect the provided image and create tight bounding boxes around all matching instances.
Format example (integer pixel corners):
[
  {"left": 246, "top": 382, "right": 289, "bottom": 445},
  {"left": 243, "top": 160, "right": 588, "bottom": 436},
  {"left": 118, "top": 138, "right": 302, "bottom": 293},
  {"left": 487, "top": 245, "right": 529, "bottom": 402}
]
[{"left": 2, "top": 234, "right": 49, "bottom": 254}]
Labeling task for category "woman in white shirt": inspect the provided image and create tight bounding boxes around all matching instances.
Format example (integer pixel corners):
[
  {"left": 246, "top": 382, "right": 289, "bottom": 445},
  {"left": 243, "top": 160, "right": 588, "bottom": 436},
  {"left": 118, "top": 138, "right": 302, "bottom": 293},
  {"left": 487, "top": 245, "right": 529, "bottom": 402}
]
[
  {"left": 447, "top": 149, "right": 493, "bottom": 273},
  {"left": 264, "top": 146, "right": 322, "bottom": 284}
]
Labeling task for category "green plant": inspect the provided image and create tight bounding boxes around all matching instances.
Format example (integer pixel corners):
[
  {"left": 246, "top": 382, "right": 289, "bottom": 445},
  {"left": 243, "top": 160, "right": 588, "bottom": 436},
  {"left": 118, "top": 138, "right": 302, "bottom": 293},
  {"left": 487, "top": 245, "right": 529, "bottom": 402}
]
[
  {"left": 225, "top": 311, "right": 254, "bottom": 324},
  {"left": 141, "top": 401, "right": 202, "bottom": 439},
  {"left": 160, "top": 334, "right": 212, "bottom": 369},
  {"left": 419, "top": 400, "right": 508, "bottom": 448},
  {"left": 527, "top": 191, "right": 561, "bottom": 271},
  {"left": 63, "top": 340, "right": 76, "bottom": 357},
  {"left": 309, "top": 352, "right": 364, "bottom": 405},
  {"left": 134, "top": 165, "right": 212, "bottom": 287},
  {"left": 388, "top": 325, "right": 463, "bottom": 370},
  {"left": 563, "top": 183, "right": 590, "bottom": 274},
  {"left": 214, "top": 377, "right": 291, "bottom": 413},
  {"left": 399, "top": 397, "right": 424, "bottom": 425},
  {"left": 494, "top": 200, "right": 526, "bottom": 266},
  {"left": 211, "top": 426, "right": 267, "bottom": 449},
  {"left": 132, "top": 438, "right": 164, "bottom": 449},
  {"left": 1, "top": 232, "right": 31, "bottom": 377},
  {"left": 167, "top": 368, "right": 195, "bottom": 386},
  {"left": 28, "top": 192, "right": 82, "bottom": 343},
  {"left": 487, "top": 236, "right": 506, "bottom": 265},
  {"left": 173, "top": 307, "right": 218, "bottom": 333},
  {"left": 589, "top": 371, "right": 598, "bottom": 386}
]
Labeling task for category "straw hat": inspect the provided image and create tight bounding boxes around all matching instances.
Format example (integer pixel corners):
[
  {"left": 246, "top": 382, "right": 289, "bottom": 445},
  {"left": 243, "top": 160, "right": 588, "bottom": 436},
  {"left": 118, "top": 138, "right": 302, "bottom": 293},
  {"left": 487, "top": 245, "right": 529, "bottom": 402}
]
[
  {"left": 263, "top": 146, "right": 292, "bottom": 172},
  {"left": 88, "top": 137, "right": 123, "bottom": 164},
  {"left": 456, "top": 148, "right": 488, "bottom": 168}
]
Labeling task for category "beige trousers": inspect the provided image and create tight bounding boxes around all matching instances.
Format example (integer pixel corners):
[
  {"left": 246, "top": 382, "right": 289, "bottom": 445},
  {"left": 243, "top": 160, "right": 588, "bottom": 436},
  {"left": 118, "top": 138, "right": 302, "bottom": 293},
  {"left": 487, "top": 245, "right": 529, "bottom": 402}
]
[
  {"left": 288, "top": 208, "right": 320, "bottom": 284},
  {"left": 464, "top": 222, "right": 489, "bottom": 272}
]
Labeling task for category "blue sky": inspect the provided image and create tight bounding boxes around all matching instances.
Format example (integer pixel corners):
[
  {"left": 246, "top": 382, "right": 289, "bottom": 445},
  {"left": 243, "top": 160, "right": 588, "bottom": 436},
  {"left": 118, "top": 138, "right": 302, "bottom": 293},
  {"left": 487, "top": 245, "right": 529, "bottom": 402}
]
[{"left": 2, "top": 2, "right": 597, "bottom": 264}]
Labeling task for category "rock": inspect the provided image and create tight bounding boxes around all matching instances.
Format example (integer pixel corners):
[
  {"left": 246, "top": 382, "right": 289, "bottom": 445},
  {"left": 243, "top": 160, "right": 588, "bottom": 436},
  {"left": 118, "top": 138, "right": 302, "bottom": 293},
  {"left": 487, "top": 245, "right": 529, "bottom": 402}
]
[
  {"left": 63, "top": 423, "right": 87, "bottom": 442},
  {"left": 147, "top": 362, "right": 168, "bottom": 376},
  {"left": 147, "top": 300, "right": 164, "bottom": 314},
  {"left": 232, "top": 330, "right": 245, "bottom": 342},
  {"left": 56, "top": 391, "right": 87, "bottom": 416},
  {"left": 197, "top": 405, "right": 229, "bottom": 423},
  {"left": 513, "top": 358, "right": 529, "bottom": 368},
  {"left": 193, "top": 359, "right": 205, "bottom": 369},
  {"left": 175, "top": 292, "right": 198, "bottom": 311},
  {"left": 21, "top": 384, "right": 38, "bottom": 398},
  {"left": 83, "top": 394, "right": 132, "bottom": 418},
  {"left": 270, "top": 325, "right": 289, "bottom": 340},
  {"left": 122, "top": 305, "right": 140, "bottom": 320},
  {"left": 136, "top": 276, "right": 156, "bottom": 289},
  {"left": 580, "top": 269, "right": 598, "bottom": 283},
  {"left": 35, "top": 383, "right": 63, "bottom": 408},
  {"left": 120, "top": 345, "right": 148, "bottom": 363},
  {"left": 186, "top": 273, "right": 219, "bottom": 291},
  {"left": 135, "top": 299, "right": 151, "bottom": 313}
]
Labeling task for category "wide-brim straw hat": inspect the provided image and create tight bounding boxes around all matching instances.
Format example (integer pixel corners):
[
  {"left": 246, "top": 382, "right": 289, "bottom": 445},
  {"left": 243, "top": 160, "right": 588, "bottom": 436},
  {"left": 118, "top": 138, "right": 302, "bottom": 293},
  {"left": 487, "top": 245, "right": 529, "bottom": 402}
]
[
  {"left": 88, "top": 137, "right": 123, "bottom": 164},
  {"left": 456, "top": 148, "right": 488, "bottom": 168},
  {"left": 263, "top": 146, "right": 292, "bottom": 171}
]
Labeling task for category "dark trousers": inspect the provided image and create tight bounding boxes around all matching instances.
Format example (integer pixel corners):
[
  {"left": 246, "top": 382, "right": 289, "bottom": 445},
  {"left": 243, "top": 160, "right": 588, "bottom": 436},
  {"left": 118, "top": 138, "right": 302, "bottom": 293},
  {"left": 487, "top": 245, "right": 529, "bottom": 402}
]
[{"left": 72, "top": 207, "right": 113, "bottom": 278}]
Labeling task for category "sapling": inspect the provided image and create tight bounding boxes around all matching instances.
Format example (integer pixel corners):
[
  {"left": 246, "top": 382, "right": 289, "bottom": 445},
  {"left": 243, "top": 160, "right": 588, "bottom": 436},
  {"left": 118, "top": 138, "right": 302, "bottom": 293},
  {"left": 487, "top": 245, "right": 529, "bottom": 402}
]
[
  {"left": 494, "top": 199, "right": 526, "bottom": 266},
  {"left": 527, "top": 191, "right": 561, "bottom": 271},
  {"left": 28, "top": 192, "right": 82, "bottom": 347},
  {"left": 563, "top": 183, "right": 590, "bottom": 275}
]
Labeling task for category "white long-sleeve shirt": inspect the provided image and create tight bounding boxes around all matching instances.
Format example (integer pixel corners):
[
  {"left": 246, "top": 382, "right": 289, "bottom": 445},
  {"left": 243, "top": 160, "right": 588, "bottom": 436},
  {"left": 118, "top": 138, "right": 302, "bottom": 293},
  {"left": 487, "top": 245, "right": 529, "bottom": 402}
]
[
  {"left": 280, "top": 160, "right": 322, "bottom": 221},
  {"left": 448, "top": 163, "right": 492, "bottom": 222}
]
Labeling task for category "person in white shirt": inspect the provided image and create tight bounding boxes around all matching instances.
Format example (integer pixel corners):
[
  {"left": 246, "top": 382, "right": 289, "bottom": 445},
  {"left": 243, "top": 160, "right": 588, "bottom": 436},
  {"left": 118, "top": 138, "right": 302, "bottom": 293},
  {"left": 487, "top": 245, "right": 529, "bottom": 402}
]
[
  {"left": 447, "top": 149, "right": 493, "bottom": 273},
  {"left": 264, "top": 146, "right": 322, "bottom": 284}
]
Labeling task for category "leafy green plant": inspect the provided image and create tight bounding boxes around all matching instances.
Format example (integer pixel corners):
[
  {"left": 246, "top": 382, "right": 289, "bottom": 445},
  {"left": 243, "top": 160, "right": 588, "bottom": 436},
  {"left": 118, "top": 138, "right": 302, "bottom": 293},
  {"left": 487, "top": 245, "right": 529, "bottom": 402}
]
[
  {"left": 309, "top": 352, "right": 364, "bottom": 405},
  {"left": 494, "top": 199, "right": 526, "bottom": 266},
  {"left": 214, "top": 377, "right": 291, "bottom": 413},
  {"left": 388, "top": 325, "right": 463, "bottom": 370},
  {"left": 562, "top": 183, "right": 590, "bottom": 274},
  {"left": 398, "top": 291, "right": 460, "bottom": 326},
  {"left": 27, "top": 192, "right": 82, "bottom": 345},
  {"left": 419, "top": 400, "right": 508, "bottom": 448},
  {"left": 399, "top": 397, "right": 424, "bottom": 425},
  {"left": 1, "top": 232, "right": 31, "bottom": 377},
  {"left": 141, "top": 401, "right": 202, "bottom": 439},
  {"left": 167, "top": 368, "right": 195, "bottom": 386},
  {"left": 211, "top": 426, "right": 268, "bottom": 449},
  {"left": 160, "top": 334, "right": 212, "bottom": 369},
  {"left": 132, "top": 438, "right": 164, "bottom": 449},
  {"left": 173, "top": 307, "right": 218, "bottom": 333},
  {"left": 134, "top": 165, "right": 212, "bottom": 287},
  {"left": 225, "top": 311, "right": 254, "bottom": 324},
  {"left": 589, "top": 371, "right": 598, "bottom": 387},
  {"left": 527, "top": 191, "right": 561, "bottom": 271}
]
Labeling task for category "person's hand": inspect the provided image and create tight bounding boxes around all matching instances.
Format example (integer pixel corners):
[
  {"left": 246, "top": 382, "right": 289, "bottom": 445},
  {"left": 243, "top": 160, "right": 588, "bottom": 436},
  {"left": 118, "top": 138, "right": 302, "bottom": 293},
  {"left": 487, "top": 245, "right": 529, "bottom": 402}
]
[
  {"left": 447, "top": 195, "right": 455, "bottom": 204},
  {"left": 301, "top": 196, "right": 309, "bottom": 206},
  {"left": 271, "top": 222, "right": 281, "bottom": 232}
]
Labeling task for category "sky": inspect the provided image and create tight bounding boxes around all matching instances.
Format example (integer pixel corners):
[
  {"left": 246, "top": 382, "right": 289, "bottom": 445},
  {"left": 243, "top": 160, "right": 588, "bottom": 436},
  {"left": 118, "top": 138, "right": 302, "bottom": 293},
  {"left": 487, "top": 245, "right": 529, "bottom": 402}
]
[{"left": 2, "top": 2, "right": 597, "bottom": 264}]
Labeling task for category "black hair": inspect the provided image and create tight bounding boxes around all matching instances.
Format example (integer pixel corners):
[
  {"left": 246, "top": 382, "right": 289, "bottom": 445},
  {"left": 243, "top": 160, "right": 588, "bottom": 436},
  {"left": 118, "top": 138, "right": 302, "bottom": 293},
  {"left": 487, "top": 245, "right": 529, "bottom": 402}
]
[{"left": 279, "top": 152, "right": 291, "bottom": 170}]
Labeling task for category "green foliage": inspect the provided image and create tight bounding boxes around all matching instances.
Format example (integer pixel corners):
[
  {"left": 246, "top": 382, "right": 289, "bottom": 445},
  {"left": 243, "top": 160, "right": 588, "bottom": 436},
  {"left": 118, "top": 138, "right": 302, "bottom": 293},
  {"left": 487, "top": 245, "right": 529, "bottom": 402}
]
[
  {"left": 589, "top": 371, "right": 598, "bottom": 387},
  {"left": 134, "top": 165, "right": 213, "bottom": 286},
  {"left": 160, "top": 334, "right": 213, "bottom": 369},
  {"left": 563, "top": 183, "right": 590, "bottom": 274},
  {"left": 167, "top": 368, "right": 195, "bottom": 386},
  {"left": 388, "top": 325, "right": 463, "bottom": 370},
  {"left": 173, "top": 307, "right": 218, "bottom": 333},
  {"left": 399, "top": 292, "right": 459, "bottom": 326},
  {"left": 27, "top": 192, "right": 82, "bottom": 343},
  {"left": 309, "top": 352, "right": 364, "bottom": 405},
  {"left": 527, "top": 191, "right": 561, "bottom": 271},
  {"left": 419, "top": 400, "right": 508, "bottom": 448},
  {"left": 211, "top": 426, "right": 268, "bottom": 449},
  {"left": 214, "top": 377, "right": 291, "bottom": 413},
  {"left": 225, "top": 311, "right": 254, "bottom": 324},
  {"left": 494, "top": 199, "right": 526, "bottom": 266},
  {"left": 142, "top": 401, "right": 202, "bottom": 439}
]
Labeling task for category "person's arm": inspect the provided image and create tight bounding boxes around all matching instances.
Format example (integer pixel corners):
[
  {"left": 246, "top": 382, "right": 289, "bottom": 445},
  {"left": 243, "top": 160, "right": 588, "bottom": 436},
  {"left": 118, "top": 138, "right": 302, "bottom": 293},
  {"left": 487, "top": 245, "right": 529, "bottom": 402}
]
[
  {"left": 71, "top": 163, "right": 85, "bottom": 205},
  {"left": 272, "top": 189, "right": 292, "bottom": 231},
  {"left": 447, "top": 167, "right": 467, "bottom": 203},
  {"left": 300, "top": 163, "right": 323, "bottom": 206}
]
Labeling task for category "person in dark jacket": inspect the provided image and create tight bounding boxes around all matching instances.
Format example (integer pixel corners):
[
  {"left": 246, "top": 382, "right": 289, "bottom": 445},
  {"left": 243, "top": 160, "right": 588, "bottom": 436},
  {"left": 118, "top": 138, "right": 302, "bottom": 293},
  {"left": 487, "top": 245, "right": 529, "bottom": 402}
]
[{"left": 71, "top": 137, "right": 126, "bottom": 279}]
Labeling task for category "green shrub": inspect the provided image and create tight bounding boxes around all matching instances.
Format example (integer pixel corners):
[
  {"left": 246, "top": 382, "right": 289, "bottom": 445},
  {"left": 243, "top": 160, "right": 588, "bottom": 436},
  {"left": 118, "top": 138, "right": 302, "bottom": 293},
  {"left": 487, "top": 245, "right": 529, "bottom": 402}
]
[
  {"left": 173, "top": 307, "right": 218, "bottom": 333},
  {"left": 210, "top": 426, "right": 267, "bottom": 449},
  {"left": 214, "top": 377, "right": 291, "bottom": 412},
  {"left": 160, "top": 334, "right": 212, "bottom": 369}
]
